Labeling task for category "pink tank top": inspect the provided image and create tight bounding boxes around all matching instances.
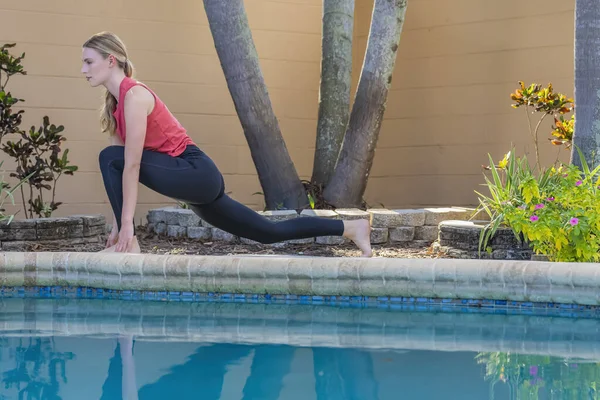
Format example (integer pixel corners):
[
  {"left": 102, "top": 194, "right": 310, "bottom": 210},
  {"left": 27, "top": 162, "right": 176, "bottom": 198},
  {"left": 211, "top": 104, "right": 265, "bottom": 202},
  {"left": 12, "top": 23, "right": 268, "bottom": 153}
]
[{"left": 113, "top": 77, "right": 195, "bottom": 156}]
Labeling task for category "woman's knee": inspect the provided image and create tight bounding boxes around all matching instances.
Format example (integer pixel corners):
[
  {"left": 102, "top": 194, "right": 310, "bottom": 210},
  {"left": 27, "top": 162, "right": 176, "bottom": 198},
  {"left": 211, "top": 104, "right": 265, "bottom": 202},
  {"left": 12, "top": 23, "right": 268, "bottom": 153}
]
[{"left": 99, "top": 145, "right": 124, "bottom": 169}]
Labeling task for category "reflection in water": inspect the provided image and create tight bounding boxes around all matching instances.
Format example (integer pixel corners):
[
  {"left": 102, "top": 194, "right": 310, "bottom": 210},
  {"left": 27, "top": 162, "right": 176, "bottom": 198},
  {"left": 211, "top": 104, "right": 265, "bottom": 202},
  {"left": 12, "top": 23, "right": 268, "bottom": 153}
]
[
  {"left": 99, "top": 339, "right": 380, "bottom": 400},
  {"left": 0, "top": 297, "right": 598, "bottom": 399},
  {"left": 478, "top": 352, "right": 600, "bottom": 400},
  {"left": 1, "top": 337, "right": 75, "bottom": 400}
]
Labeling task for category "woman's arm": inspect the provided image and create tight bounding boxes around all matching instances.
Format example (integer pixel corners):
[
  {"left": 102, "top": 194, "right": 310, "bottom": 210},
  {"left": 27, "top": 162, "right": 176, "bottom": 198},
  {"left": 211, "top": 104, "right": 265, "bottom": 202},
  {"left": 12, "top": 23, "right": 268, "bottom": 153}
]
[
  {"left": 116, "top": 85, "right": 154, "bottom": 251},
  {"left": 108, "top": 133, "right": 124, "bottom": 232}
]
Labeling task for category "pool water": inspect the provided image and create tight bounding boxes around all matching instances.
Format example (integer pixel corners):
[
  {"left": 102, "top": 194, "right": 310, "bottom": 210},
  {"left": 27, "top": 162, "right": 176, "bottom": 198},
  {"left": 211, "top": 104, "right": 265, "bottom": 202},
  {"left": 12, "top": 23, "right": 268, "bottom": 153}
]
[{"left": 0, "top": 297, "right": 598, "bottom": 399}]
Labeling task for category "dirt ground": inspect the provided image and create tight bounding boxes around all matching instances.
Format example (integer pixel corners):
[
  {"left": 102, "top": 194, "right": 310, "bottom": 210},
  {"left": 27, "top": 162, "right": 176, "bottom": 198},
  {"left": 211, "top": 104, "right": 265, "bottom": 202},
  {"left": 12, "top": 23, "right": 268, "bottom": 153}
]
[{"left": 30, "top": 226, "right": 450, "bottom": 259}]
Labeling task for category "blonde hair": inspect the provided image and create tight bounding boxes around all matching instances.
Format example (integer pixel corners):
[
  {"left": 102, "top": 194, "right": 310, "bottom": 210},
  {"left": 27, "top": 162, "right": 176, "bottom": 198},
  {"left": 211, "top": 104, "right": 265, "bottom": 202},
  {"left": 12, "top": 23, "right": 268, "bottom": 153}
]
[{"left": 83, "top": 31, "right": 134, "bottom": 136}]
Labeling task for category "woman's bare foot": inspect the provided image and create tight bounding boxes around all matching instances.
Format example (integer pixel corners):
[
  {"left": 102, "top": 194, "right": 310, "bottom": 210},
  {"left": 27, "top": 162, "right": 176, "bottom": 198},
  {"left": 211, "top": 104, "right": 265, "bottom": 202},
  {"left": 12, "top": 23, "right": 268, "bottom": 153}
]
[
  {"left": 99, "top": 244, "right": 116, "bottom": 253},
  {"left": 130, "top": 236, "right": 141, "bottom": 254},
  {"left": 99, "top": 236, "right": 141, "bottom": 253},
  {"left": 342, "top": 219, "right": 372, "bottom": 257}
]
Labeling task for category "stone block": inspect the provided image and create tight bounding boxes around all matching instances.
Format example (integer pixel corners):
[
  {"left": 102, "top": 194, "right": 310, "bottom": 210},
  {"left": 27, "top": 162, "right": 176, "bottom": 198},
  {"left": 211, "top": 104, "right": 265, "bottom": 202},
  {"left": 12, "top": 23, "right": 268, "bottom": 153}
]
[
  {"left": 335, "top": 208, "right": 370, "bottom": 220},
  {"left": 34, "top": 217, "right": 81, "bottom": 229},
  {"left": 212, "top": 228, "right": 238, "bottom": 243},
  {"left": 389, "top": 227, "right": 415, "bottom": 242},
  {"left": 0, "top": 228, "right": 36, "bottom": 241},
  {"left": 187, "top": 227, "right": 212, "bottom": 240},
  {"left": 415, "top": 226, "right": 439, "bottom": 242},
  {"left": 200, "top": 219, "right": 214, "bottom": 228},
  {"left": 370, "top": 227, "right": 388, "bottom": 244},
  {"left": 258, "top": 210, "right": 298, "bottom": 222},
  {"left": 490, "top": 233, "right": 525, "bottom": 248},
  {"left": 37, "top": 225, "right": 84, "bottom": 239},
  {"left": 393, "top": 209, "right": 426, "bottom": 226},
  {"left": 83, "top": 224, "right": 105, "bottom": 237},
  {"left": 423, "top": 207, "right": 471, "bottom": 226},
  {"left": 167, "top": 225, "right": 187, "bottom": 238},
  {"left": 164, "top": 209, "right": 183, "bottom": 225},
  {"left": 367, "top": 209, "right": 401, "bottom": 227},
  {"left": 177, "top": 209, "right": 201, "bottom": 227},
  {"left": 68, "top": 214, "right": 105, "bottom": 226},
  {"left": 147, "top": 207, "right": 176, "bottom": 224},
  {"left": 316, "top": 236, "right": 348, "bottom": 245},
  {"left": 154, "top": 223, "right": 167, "bottom": 235},
  {"left": 283, "top": 237, "right": 314, "bottom": 245},
  {"left": 300, "top": 209, "right": 339, "bottom": 219},
  {"left": 0, "top": 219, "right": 36, "bottom": 229}
]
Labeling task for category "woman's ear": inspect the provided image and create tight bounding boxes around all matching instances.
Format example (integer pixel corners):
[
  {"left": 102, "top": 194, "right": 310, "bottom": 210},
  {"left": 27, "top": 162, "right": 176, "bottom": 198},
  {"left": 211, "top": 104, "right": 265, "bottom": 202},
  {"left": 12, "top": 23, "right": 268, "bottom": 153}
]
[{"left": 109, "top": 55, "right": 116, "bottom": 67}]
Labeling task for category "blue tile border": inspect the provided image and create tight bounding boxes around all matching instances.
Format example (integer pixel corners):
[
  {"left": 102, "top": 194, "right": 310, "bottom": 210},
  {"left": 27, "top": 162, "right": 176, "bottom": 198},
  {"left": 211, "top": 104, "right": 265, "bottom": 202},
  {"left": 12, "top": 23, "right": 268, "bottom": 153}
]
[{"left": 1, "top": 285, "right": 600, "bottom": 319}]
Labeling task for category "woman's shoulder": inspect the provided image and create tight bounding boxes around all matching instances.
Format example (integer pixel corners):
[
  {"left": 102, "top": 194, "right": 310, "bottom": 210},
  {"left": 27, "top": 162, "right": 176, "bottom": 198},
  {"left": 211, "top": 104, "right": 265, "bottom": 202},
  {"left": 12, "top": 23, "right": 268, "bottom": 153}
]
[{"left": 123, "top": 80, "right": 156, "bottom": 113}]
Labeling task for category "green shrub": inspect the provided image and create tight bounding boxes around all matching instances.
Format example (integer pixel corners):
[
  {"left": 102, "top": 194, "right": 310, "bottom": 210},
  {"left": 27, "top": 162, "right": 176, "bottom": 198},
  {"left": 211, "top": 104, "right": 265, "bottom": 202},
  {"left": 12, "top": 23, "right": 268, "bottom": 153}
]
[
  {"left": 0, "top": 43, "right": 77, "bottom": 218},
  {"left": 476, "top": 147, "right": 599, "bottom": 262}
]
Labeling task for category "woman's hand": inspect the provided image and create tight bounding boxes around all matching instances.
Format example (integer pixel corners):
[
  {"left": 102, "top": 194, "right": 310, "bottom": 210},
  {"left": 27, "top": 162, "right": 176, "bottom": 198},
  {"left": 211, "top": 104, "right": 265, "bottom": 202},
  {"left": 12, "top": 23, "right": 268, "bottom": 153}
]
[
  {"left": 115, "top": 222, "right": 135, "bottom": 252},
  {"left": 106, "top": 221, "right": 119, "bottom": 249}
]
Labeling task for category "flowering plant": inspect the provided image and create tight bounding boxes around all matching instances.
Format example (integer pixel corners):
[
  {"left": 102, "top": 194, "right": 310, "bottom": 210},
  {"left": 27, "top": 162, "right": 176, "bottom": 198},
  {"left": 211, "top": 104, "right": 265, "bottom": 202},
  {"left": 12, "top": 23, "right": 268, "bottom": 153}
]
[{"left": 476, "top": 147, "right": 600, "bottom": 262}]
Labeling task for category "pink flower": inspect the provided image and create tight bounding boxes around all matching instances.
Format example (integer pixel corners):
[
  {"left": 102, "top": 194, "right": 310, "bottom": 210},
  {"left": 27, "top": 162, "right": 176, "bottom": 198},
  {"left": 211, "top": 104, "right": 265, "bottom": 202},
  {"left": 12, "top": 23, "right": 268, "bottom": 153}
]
[
  {"left": 530, "top": 366, "right": 538, "bottom": 376},
  {"left": 576, "top": 180, "right": 583, "bottom": 186},
  {"left": 563, "top": 173, "right": 569, "bottom": 178},
  {"left": 534, "top": 203, "right": 545, "bottom": 210},
  {"left": 546, "top": 197, "right": 555, "bottom": 201},
  {"left": 530, "top": 215, "right": 539, "bottom": 222},
  {"left": 569, "top": 218, "right": 579, "bottom": 226}
]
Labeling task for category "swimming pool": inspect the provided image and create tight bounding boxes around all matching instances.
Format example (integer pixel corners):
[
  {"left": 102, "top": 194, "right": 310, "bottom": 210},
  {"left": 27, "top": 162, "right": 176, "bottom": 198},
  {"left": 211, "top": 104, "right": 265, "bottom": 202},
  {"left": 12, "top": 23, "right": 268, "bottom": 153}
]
[{"left": 0, "top": 294, "right": 598, "bottom": 399}]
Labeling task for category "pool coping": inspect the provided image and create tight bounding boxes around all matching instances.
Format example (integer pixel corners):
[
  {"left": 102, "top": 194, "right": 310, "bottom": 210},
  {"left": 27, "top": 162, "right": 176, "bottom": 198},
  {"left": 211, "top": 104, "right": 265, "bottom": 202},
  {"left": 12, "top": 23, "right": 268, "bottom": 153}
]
[{"left": 1, "top": 251, "right": 599, "bottom": 306}]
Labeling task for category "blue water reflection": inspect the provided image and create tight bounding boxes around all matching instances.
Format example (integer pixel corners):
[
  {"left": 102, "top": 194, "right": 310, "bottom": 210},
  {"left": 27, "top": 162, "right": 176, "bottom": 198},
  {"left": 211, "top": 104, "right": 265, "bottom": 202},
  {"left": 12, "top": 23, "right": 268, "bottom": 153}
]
[{"left": 0, "top": 298, "right": 597, "bottom": 399}]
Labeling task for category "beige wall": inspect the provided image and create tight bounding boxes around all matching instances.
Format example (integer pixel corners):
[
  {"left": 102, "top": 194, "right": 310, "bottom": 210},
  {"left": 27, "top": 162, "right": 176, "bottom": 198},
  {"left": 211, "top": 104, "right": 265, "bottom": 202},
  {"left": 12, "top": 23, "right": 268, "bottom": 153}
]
[{"left": 0, "top": 0, "right": 574, "bottom": 223}]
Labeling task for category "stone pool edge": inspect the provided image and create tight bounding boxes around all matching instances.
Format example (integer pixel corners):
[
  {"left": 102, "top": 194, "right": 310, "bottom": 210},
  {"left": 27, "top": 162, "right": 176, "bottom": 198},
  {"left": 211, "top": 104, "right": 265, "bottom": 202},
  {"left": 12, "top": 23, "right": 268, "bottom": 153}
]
[{"left": 1, "top": 251, "right": 598, "bottom": 306}]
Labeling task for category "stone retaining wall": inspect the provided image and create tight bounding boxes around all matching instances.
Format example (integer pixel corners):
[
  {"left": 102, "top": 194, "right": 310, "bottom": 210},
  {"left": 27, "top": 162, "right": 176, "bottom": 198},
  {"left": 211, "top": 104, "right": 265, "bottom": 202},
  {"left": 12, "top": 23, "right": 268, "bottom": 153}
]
[
  {"left": 0, "top": 215, "right": 106, "bottom": 251},
  {"left": 145, "top": 206, "right": 481, "bottom": 247},
  {"left": 433, "top": 220, "right": 532, "bottom": 260}
]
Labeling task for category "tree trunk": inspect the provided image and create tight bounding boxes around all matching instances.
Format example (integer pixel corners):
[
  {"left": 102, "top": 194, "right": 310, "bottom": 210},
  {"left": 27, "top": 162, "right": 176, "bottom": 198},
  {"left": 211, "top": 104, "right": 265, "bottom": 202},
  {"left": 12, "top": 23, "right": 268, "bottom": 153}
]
[
  {"left": 572, "top": 0, "right": 600, "bottom": 171},
  {"left": 311, "top": 0, "right": 355, "bottom": 187},
  {"left": 323, "top": 0, "right": 408, "bottom": 208},
  {"left": 203, "top": 0, "right": 308, "bottom": 209}
]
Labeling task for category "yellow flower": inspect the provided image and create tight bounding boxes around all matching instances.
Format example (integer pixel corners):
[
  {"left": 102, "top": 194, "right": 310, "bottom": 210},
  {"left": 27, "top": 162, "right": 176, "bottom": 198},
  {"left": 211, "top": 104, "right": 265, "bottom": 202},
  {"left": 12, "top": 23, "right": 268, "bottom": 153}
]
[{"left": 498, "top": 151, "right": 511, "bottom": 169}]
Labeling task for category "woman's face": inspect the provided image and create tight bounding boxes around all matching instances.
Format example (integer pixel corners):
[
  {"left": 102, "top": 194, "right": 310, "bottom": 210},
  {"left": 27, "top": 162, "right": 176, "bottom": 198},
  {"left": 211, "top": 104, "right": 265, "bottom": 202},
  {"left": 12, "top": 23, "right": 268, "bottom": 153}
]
[{"left": 81, "top": 47, "right": 112, "bottom": 87}]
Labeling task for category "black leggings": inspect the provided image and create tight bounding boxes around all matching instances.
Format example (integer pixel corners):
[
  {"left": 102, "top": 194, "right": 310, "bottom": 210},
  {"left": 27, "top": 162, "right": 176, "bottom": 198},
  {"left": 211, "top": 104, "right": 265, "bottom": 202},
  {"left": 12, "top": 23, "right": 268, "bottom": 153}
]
[{"left": 98, "top": 144, "right": 345, "bottom": 244}]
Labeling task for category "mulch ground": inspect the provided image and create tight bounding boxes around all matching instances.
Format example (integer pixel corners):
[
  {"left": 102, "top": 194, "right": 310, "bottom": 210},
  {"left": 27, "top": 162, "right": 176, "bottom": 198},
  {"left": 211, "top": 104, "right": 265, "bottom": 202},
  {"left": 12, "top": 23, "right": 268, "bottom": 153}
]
[{"left": 29, "top": 226, "right": 452, "bottom": 259}]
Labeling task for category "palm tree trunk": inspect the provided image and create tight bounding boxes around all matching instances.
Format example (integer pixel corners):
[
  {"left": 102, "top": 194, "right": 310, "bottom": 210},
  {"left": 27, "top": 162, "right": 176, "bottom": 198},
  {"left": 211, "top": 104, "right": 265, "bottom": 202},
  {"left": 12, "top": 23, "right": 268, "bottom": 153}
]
[
  {"left": 203, "top": 0, "right": 308, "bottom": 209},
  {"left": 311, "top": 0, "right": 355, "bottom": 188},
  {"left": 572, "top": 0, "right": 600, "bottom": 170},
  {"left": 323, "top": 0, "right": 408, "bottom": 208}
]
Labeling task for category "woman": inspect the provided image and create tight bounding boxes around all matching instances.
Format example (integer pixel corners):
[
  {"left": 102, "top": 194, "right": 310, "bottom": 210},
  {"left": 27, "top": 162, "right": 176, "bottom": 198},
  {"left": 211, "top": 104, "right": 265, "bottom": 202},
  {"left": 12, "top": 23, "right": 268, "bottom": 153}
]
[{"left": 81, "top": 31, "right": 372, "bottom": 256}]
